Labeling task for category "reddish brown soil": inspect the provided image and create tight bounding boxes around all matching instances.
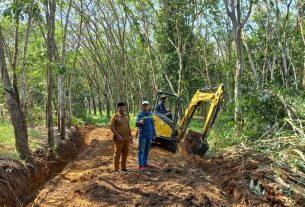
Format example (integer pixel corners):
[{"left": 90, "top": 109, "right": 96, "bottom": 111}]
[
  {"left": 0, "top": 127, "right": 85, "bottom": 207},
  {"left": 31, "top": 127, "right": 291, "bottom": 207}
]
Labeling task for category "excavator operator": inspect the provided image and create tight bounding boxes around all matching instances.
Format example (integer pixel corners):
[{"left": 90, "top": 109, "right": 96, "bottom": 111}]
[{"left": 156, "top": 95, "right": 173, "bottom": 120}]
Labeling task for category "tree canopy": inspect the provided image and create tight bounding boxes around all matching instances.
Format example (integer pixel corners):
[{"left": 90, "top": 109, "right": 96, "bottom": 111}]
[{"left": 0, "top": 0, "right": 304, "bottom": 158}]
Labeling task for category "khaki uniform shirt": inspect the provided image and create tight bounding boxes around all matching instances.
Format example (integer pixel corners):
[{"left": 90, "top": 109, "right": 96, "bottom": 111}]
[{"left": 110, "top": 113, "right": 131, "bottom": 141}]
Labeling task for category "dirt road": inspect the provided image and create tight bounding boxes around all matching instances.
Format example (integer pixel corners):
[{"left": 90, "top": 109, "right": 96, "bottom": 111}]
[{"left": 31, "top": 127, "right": 275, "bottom": 207}]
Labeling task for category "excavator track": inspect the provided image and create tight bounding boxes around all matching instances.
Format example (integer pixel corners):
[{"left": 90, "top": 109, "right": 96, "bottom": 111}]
[{"left": 153, "top": 137, "right": 177, "bottom": 152}]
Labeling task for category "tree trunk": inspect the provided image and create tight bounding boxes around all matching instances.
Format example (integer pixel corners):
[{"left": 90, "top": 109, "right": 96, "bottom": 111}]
[
  {"left": 98, "top": 94, "right": 102, "bottom": 116},
  {"left": 58, "top": 0, "right": 72, "bottom": 139},
  {"left": 132, "top": 97, "right": 136, "bottom": 116},
  {"left": 177, "top": 51, "right": 183, "bottom": 97},
  {"left": 281, "top": 40, "right": 289, "bottom": 88},
  {"left": 58, "top": 75, "right": 65, "bottom": 138},
  {"left": 0, "top": 27, "right": 31, "bottom": 158},
  {"left": 20, "top": 0, "right": 35, "bottom": 116},
  {"left": 88, "top": 96, "right": 91, "bottom": 115},
  {"left": 271, "top": 55, "right": 276, "bottom": 82},
  {"left": 92, "top": 95, "right": 97, "bottom": 115},
  {"left": 234, "top": 26, "right": 243, "bottom": 124},
  {"left": 303, "top": 60, "right": 305, "bottom": 89},
  {"left": 12, "top": 0, "right": 20, "bottom": 98},
  {"left": 299, "top": 16, "right": 305, "bottom": 89},
  {"left": 46, "top": 0, "right": 56, "bottom": 147},
  {"left": 67, "top": 75, "right": 72, "bottom": 128},
  {"left": 106, "top": 99, "right": 110, "bottom": 119},
  {"left": 204, "top": 25, "right": 211, "bottom": 85},
  {"left": 228, "top": 40, "right": 232, "bottom": 63},
  {"left": 287, "top": 48, "right": 298, "bottom": 90},
  {"left": 224, "top": 0, "right": 253, "bottom": 126},
  {"left": 104, "top": 83, "right": 111, "bottom": 118},
  {"left": 47, "top": 65, "right": 54, "bottom": 146},
  {"left": 243, "top": 32, "right": 259, "bottom": 89}
]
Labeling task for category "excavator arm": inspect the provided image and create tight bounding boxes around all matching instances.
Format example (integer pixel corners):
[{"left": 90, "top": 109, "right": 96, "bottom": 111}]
[{"left": 178, "top": 84, "right": 224, "bottom": 141}]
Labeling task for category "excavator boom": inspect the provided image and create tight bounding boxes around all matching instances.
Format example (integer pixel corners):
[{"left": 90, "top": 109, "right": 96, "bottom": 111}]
[{"left": 177, "top": 84, "right": 224, "bottom": 155}]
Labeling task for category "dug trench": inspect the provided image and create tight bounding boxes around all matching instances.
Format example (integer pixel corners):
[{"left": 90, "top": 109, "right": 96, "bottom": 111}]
[
  {"left": 23, "top": 127, "right": 297, "bottom": 207},
  {"left": 0, "top": 125, "right": 91, "bottom": 207}
]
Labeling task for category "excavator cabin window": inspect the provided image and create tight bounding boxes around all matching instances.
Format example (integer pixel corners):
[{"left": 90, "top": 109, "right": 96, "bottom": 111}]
[{"left": 152, "top": 92, "right": 181, "bottom": 126}]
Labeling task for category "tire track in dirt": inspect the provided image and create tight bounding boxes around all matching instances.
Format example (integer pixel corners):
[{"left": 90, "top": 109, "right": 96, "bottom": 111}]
[{"left": 30, "top": 127, "right": 246, "bottom": 207}]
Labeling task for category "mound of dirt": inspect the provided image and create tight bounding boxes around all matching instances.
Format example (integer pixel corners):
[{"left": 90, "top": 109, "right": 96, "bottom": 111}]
[
  {"left": 0, "top": 159, "right": 30, "bottom": 206},
  {"left": 0, "top": 126, "right": 88, "bottom": 207},
  {"left": 213, "top": 151, "right": 282, "bottom": 205},
  {"left": 177, "top": 131, "right": 302, "bottom": 206},
  {"left": 192, "top": 147, "right": 298, "bottom": 206}
]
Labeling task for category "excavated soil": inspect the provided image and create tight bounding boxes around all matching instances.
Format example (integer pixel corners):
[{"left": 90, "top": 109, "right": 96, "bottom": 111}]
[
  {"left": 0, "top": 127, "right": 86, "bottom": 207},
  {"left": 30, "top": 127, "right": 291, "bottom": 207}
]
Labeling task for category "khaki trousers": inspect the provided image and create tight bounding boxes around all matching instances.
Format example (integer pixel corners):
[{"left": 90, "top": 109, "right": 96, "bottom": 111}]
[{"left": 113, "top": 140, "right": 130, "bottom": 171}]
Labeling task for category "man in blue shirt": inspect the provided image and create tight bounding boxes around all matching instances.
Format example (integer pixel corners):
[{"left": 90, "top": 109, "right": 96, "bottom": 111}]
[
  {"left": 156, "top": 95, "right": 173, "bottom": 120},
  {"left": 136, "top": 101, "right": 156, "bottom": 171}
]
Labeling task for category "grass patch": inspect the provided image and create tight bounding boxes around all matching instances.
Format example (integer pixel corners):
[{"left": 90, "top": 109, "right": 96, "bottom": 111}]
[
  {"left": 0, "top": 120, "right": 17, "bottom": 159},
  {"left": 84, "top": 114, "right": 111, "bottom": 127},
  {"left": 0, "top": 119, "right": 46, "bottom": 159},
  {"left": 28, "top": 127, "right": 45, "bottom": 150},
  {"left": 84, "top": 111, "right": 137, "bottom": 127}
]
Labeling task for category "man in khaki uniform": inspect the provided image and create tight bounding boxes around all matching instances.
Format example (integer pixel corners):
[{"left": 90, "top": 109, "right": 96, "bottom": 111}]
[{"left": 111, "top": 102, "right": 133, "bottom": 173}]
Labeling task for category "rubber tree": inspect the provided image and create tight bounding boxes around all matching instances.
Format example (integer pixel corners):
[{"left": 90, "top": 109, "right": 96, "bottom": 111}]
[
  {"left": 298, "top": 1, "right": 305, "bottom": 89},
  {"left": 152, "top": 0, "right": 199, "bottom": 97},
  {"left": 20, "top": 0, "right": 35, "bottom": 116},
  {"left": 57, "top": 0, "right": 73, "bottom": 138},
  {"left": 224, "top": 0, "right": 253, "bottom": 125},
  {"left": 0, "top": 27, "right": 31, "bottom": 158},
  {"left": 46, "top": 0, "right": 56, "bottom": 147},
  {"left": 67, "top": 0, "right": 84, "bottom": 127}
]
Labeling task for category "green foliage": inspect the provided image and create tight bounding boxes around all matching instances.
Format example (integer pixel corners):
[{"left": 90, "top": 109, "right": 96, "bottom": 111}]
[
  {"left": 85, "top": 115, "right": 111, "bottom": 127},
  {"left": 27, "top": 105, "right": 45, "bottom": 125},
  {"left": 208, "top": 103, "right": 237, "bottom": 148},
  {"left": 0, "top": 120, "right": 44, "bottom": 159},
  {"left": 56, "top": 64, "right": 66, "bottom": 75},
  {"left": 1, "top": 0, "right": 41, "bottom": 24},
  {"left": 241, "top": 90, "right": 287, "bottom": 141},
  {"left": 209, "top": 86, "right": 305, "bottom": 158},
  {"left": 156, "top": 0, "right": 196, "bottom": 93},
  {"left": 0, "top": 120, "right": 16, "bottom": 158},
  {"left": 28, "top": 127, "right": 44, "bottom": 149},
  {"left": 72, "top": 117, "right": 85, "bottom": 127}
]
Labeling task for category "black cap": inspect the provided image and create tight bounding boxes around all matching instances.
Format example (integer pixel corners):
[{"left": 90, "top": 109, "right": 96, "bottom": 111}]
[{"left": 117, "top": 101, "right": 125, "bottom": 107}]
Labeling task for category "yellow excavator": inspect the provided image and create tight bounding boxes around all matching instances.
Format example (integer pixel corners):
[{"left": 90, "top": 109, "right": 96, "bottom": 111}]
[{"left": 151, "top": 84, "right": 224, "bottom": 156}]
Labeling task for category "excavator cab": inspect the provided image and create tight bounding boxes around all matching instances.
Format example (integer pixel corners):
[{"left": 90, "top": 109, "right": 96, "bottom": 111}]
[
  {"left": 152, "top": 92, "right": 182, "bottom": 124},
  {"left": 151, "top": 92, "right": 181, "bottom": 144}
]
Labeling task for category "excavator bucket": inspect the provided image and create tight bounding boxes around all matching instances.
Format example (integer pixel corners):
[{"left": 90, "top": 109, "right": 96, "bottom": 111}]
[{"left": 178, "top": 130, "right": 209, "bottom": 157}]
